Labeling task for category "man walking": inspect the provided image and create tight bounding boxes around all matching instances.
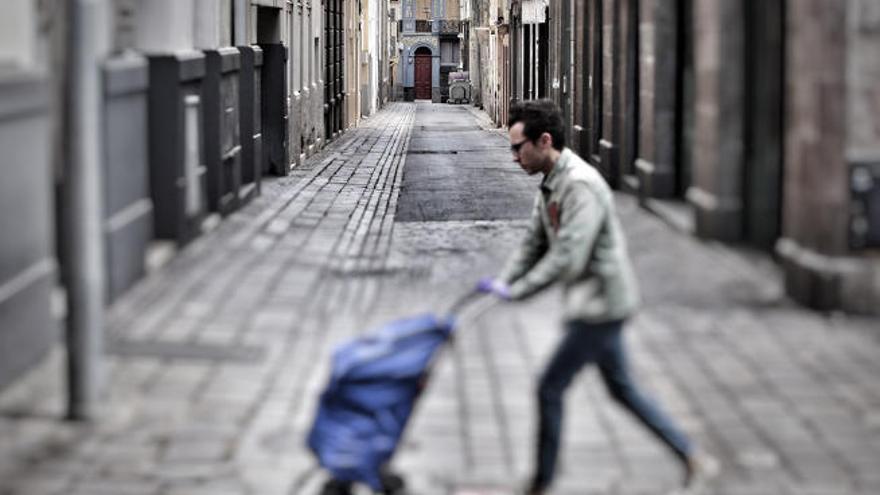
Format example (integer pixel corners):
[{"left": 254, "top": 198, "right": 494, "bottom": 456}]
[{"left": 476, "top": 100, "right": 717, "bottom": 494}]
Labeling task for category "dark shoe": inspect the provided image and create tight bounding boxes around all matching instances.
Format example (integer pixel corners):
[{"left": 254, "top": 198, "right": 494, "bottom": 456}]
[
  {"left": 681, "top": 453, "right": 720, "bottom": 493},
  {"left": 520, "top": 478, "right": 547, "bottom": 495},
  {"left": 380, "top": 470, "right": 406, "bottom": 495}
]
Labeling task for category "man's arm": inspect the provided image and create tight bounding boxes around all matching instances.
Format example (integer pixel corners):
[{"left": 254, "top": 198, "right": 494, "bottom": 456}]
[
  {"left": 507, "top": 181, "right": 605, "bottom": 300},
  {"left": 498, "top": 195, "right": 548, "bottom": 285}
]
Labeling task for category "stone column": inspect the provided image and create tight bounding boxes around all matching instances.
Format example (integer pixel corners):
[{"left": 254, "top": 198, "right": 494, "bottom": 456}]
[
  {"left": 547, "top": 0, "right": 562, "bottom": 107},
  {"left": 585, "top": 0, "right": 601, "bottom": 159},
  {"left": 509, "top": 1, "right": 522, "bottom": 102},
  {"left": 598, "top": 0, "right": 620, "bottom": 187},
  {"left": 202, "top": 47, "right": 242, "bottom": 213},
  {"left": 311, "top": 0, "right": 326, "bottom": 148},
  {"left": 288, "top": 0, "right": 303, "bottom": 165},
  {"left": 572, "top": 0, "right": 588, "bottom": 156},
  {"left": 636, "top": 0, "right": 678, "bottom": 199},
  {"left": 432, "top": 43, "right": 442, "bottom": 102},
  {"left": 617, "top": 0, "right": 639, "bottom": 187},
  {"left": 237, "top": 45, "right": 262, "bottom": 201},
  {"left": 687, "top": 0, "right": 745, "bottom": 241},
  {"left": 777, "top": 0, "right": 880, "bottom": 314}
]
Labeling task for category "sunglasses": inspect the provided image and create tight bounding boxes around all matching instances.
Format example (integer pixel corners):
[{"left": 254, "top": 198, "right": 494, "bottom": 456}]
[{"left": 510, "top": 139, "right": 530, "bottom": 154}]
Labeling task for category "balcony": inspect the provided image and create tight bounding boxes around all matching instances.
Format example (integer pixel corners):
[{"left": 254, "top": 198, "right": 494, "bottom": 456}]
[
  {"left": 398, "top": 19, "right": 461, "bottom": 35},
  {"left": 436, "top": 20, "right": 461, "bottom": 35}
]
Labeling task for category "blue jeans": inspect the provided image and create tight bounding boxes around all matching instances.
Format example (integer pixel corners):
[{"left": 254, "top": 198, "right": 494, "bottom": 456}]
[{"left": 533, "top": 319, "right": 693, "bottom": 489}]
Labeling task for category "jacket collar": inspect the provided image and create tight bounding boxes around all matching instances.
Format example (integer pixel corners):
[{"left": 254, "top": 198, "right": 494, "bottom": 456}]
[{"left": 541, "top": 148, "right": 572, "bottom": 195}]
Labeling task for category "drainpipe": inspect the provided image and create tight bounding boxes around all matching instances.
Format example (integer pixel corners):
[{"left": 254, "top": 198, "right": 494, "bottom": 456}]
[
  {"left": 63, "top": 0, "right": 106, "bottom": 421},
  {"left": 561, "top": 0, "right": 571, "bottom": 128}
]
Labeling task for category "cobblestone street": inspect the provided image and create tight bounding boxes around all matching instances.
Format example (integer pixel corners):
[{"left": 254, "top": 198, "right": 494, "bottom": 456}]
[{"left": 1, "top": 103, "right": 879, "bottom": 495}]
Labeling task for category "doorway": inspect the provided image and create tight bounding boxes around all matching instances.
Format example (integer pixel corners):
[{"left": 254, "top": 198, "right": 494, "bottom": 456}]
[
  {"left": 743, "top": 0, "right": 785, "bottom": 248},
  {"left": 414, "top": 47, "right": 432, "bottom": 100},
  {"left": 324, "top": 0, "right": 343, "bottom": 139}
]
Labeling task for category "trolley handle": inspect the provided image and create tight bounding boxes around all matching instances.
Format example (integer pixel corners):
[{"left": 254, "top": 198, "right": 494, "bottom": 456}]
[
  {"left": 445, "top": 289, "right": 499, "bottom": 322},
  {"left": 446, "top": 290, "right": 480, "bottom": 316}
]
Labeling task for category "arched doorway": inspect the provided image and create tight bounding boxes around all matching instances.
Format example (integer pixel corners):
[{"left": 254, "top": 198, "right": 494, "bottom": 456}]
[{"left": 414, "top": 46, "right": 432, "bottom": 100}]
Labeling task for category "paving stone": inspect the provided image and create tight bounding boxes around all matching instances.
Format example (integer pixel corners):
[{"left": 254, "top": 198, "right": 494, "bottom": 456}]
[
  {"left": 3, "top": 476, "right": 72, "bottom": 495},
  {"left": 66, "top": 479, "right": 160, "bottom": 495}
]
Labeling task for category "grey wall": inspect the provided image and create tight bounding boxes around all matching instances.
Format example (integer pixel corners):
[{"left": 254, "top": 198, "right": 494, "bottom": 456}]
[
  {"left": 103, "top": 56, "right": 153, "bottom": 302},
  {"left": 203, "top": 47, "right": 243, "bottom": 213},
  {"left": 148, "top": 52, "right": 209, "bottom": 244},
  {"left": 0, "top": 75, "right": 58, "bottom": 390},
  {"left": 238, "top": 45, "right": 262, "bottom": 201}
]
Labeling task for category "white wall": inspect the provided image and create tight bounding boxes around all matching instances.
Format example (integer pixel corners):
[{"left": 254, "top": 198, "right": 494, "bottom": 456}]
[
  {"left": 0, "top": 0, "right": 37, "bottom": 70},
  {"left": 313, "top": 0, "right": 323, "bottom": 86},
  {"left": 134, "top": 0, "right": 230, "bottom": 53},
  {"left": 369, "top": 0, "right": 380, "bottom": 114},
  {"left": 132, "top": 0, "right": 195, "bottom": 52},
  {"left": 194, "top": 0, "right": 222, "bottom": 49},
  {"left": 290, "top": 4, "right": 301, "bottom": 95}
]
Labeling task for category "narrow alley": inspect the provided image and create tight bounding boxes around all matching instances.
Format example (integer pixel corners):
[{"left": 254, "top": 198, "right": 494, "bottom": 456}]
[{"left": 1, "top": 103, "right": 878, "bottom": 495}]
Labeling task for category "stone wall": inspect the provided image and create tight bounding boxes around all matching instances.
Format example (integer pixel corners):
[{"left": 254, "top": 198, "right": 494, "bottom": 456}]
[
  {"left": 597, "top": 0, "right": 620, "bottom": 186},
  {"left": 637, "top": 0, "right": 681, "bottom": 199},
  {"left": 779, "top": 0, "right": 880, "bottom": 313},
  {"left": 782, "top": 0, "right": 848, "bottom": 256},
  {"left": 636, "top": 0, "right": 656, "bottom": 171},
  {"left": 688, "top": 0, "right": 744, "bottom": 241}
]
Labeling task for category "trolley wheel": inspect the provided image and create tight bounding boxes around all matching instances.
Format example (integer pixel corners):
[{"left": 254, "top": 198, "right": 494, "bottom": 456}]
[
  {"left": 320, "top": 478, "right": 354, "bottom": 495},
  {"left": 380, "top": 470, "right": 406, "bottom": 495}
]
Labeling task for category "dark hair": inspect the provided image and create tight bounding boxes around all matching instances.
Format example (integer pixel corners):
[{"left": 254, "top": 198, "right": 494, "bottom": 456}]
[{"left": 508, "top": 99, "right": 566, "bottom": 151}]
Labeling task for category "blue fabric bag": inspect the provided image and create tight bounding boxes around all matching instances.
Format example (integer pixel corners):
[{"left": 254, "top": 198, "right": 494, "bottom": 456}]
[{"left": 307, "top": 313, "right": 456, "bottom": 491}]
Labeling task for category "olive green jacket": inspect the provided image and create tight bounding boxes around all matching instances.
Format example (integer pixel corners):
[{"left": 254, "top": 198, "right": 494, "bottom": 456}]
[{"left": 499, "top": 148, "right": 640, "bottom": 322}]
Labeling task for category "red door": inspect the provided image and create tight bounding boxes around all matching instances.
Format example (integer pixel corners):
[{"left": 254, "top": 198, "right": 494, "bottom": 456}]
[{"left": 414, "top": 49, "right": 432, "bottom": 100}]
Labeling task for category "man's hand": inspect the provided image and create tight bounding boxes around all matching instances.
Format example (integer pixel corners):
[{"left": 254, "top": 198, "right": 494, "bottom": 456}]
[{"left": 476, "top": 277, "right": 512, "bottom": 300}]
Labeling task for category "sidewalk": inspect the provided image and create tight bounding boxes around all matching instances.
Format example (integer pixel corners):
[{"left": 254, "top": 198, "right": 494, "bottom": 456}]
[{"left": 1, "top": 103, "right": 879, "bottom": 495}]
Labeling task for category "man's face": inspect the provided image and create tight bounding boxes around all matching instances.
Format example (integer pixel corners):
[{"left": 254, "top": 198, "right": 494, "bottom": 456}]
[{"left": 509, "top": 122, "right": 549, "bottom": 175}]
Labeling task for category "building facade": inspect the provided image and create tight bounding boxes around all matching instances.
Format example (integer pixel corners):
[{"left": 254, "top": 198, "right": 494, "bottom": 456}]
[
  {"left": 0, "top": 0, "right": 392, "bottom": 393},
  {"left": 477, "top": 0, "right": 880, "bottom": 314},
  {"left": 396, "top": 0, "right": 462, "bottom": 102},
  {"left": 463, "top": 0, "right": 508, "bottom": 124},
  {"left": 340, "top": 0, "right": 393, "bottom": 130}
]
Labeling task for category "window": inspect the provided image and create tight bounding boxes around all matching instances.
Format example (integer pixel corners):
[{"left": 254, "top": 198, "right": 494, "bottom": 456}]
[
  {"left": 290, "top": 10, "right": 301, "bottom": 92},
  {"left": 440, "top": 39, "right": 459, "bottom": 64},
  {"left": 315, "top": 37, "right": 320, "bottom": 84}
]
